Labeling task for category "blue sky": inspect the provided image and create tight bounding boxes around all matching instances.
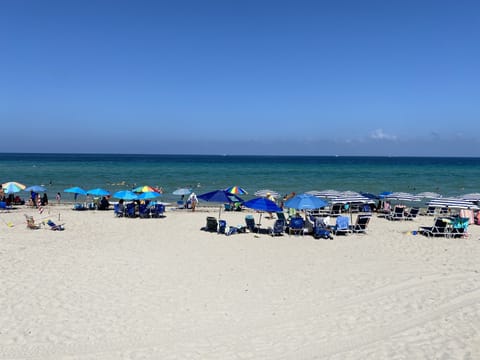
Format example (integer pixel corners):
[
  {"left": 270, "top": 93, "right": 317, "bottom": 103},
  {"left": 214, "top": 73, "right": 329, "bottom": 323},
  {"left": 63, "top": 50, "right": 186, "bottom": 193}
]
[{"left": 1, "top": 0, "right": 479, "bottom": 156}]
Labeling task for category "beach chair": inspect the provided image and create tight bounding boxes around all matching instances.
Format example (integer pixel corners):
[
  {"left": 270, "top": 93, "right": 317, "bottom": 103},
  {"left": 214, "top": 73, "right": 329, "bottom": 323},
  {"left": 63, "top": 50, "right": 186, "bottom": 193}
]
[
  {"left": 126, "top": 203, "right": 136, "bottom": 218},
  {"left": 288, "top": 216, "right": 304, "bottom": 236},
  {"left": 313, "top": 217, "right": 333, "bottom": 239},
  {"left": 418, "top": 217, "right": 450, "bottom": 238},
  {"left": 113, "top": 203, "right": 124, "bottom": 217},
  {"left": 424, "top": 206, "right": 436, "bottom": 216},
  {"left": 404, "top": 207, "right": 420, "bottom": 220},
  {"left": 450, "top": 217, "right": 469, "bottom": 238},
  {"left": 45, "top": 219, "right": 65, "bottom": 231},
  {"left": 386, "top": 206, "right": 405, "bottom": 221},
  {"left": 25, "top": 214, "right": 41, "bottom": 229},
  {"left": 0, "top": 201, "right": 12, "bottom": 211},
  {"left": 138, "top": 204, "right": 150, "bottom": 218},
  {"left": 350, "top": 215, "right": 371, "bottom": 234},
  {"left": 245, "top": 215, "right": 258, "bottom": 233},
  {"left": 329, "top": 203, "right": 343, "bottom": 216},
  {"left": 332, "top": 216, "right": 352, "bottom": 235},
  {"left": 204, "top": 216, "right": 218, "bottom": 232},
  {"left": 269, "top": 219, "right": 285, "bottom": 236},
  {"left": 151, "top": 204, "right": 165, "bottom": 218}
]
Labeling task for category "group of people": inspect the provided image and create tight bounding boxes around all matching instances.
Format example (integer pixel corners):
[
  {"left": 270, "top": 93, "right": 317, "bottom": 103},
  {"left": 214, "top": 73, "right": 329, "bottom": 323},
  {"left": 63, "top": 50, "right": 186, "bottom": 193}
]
[{"left": 28, "top": 191, "right": 48, "bottom": 208}]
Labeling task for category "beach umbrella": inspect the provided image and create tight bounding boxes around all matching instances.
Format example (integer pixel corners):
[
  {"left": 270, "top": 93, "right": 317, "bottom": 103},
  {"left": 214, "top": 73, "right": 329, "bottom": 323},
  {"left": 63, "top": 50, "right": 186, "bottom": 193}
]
[
  {"left": 285, "top": 193, "right": 328, "bottom": 210},
  {"left": 25, "top": 185, "right": 46, "bottom": 192},
  {"left": 197, "top": 190, "right": 243, "bottom": 218},
  {"left": 384, "top": 192, "right": 421, "bottom": 202},
  {"left": 307, "top": 189, "right": 341, "bottom": 199},
  {"left": 331, "top": 191, "right": 371, "bottom": 204},
  {"left": 133, "top": 185, "right": 162, "bottom": 193},
  {"left": 64, "top": 186, "right": 87, "bottom": 195},
  {"left": 427, "top": 197, "right": 478, "bottom": 210},
  {"left": 113, "top": 190, "right": 138, "bottom": 200},
  {"left": 3, "top": 182, "right": 25, "bottom": 194},
  {"left": 87, "top": 188, "right": 110, "bottom": 197},
  {"left": 242, "top": 197, "right": 282, "bottom": 225},
  {"left": 461, "top": 193, "right": 480, "bottom": 201},
  {"left": 254, "top": 189, "right": 280, "bottom": 198},
  {"left": 417, "top": 192, "right": 442, "bottom": 199},
  {"left": 2, "top": 181, "right": 26, "bottom": 190},
  {"left": 225, "top": 185, "right": 248, "bottom": 195},
  {"left": 137, "top": 191, "right": 161, "bottom": 200},
  {"left": 172, "top": 188, "right": 192, "bottom": 196},
  {"left": 378, "top": 191, "right": 393, "bottom": 199}
]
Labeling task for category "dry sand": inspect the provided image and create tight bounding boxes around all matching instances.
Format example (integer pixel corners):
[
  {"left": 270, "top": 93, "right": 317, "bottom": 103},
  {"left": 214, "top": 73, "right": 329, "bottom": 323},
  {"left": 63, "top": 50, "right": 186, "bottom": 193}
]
[{"left": 1, "top": 204, "right": 480, "bottom": 359}]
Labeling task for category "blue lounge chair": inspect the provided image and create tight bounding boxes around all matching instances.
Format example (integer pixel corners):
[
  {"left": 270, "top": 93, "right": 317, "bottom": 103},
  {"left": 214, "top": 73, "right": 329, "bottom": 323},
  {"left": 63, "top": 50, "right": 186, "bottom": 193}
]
[
  {"left": 151, "top": 204, "right": 165, "bottom": 218},
  {"left": 269, "top": 219, "right": 285, "bottom": 236},
  {"left": 288, "top": 217, "right": 304, "bottom": 235},
  {"left": 113, "top": 203, "right": 124, "bottom": 217},
  {"left": 332, "top": 216, "right": 352, "bottom": 235}
]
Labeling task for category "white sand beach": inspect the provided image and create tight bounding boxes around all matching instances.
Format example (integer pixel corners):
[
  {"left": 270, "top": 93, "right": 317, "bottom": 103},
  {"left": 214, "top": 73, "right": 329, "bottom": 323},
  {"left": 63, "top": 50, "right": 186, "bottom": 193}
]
[{"left": 1, "top": 205, "right": 480, "bottom": 359}]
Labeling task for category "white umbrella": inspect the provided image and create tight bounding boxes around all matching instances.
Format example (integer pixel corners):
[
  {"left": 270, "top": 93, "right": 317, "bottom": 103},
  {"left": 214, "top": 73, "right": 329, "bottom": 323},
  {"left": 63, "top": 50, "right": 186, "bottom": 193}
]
[
  {"left": 428, "top": 197, "right": 478, "bottom": 210},
  {"left": 254, "top": 189, "right": 280, "bottom": 198}
]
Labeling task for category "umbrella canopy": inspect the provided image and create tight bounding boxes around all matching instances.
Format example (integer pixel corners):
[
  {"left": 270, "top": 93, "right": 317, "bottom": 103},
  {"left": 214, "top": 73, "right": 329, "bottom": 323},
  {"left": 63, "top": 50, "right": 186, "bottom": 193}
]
[
  {"left": 254, "top": 189, "right": 280, "bottom": 198},
  {"left": 427, "top": 197, "right": 478, "bottom": 210},
  {"left": 461, "top": 193, "right": 480, "bottom": 201},
  {"left": 87, "top": 188, "right": 110, "bottom": 197},
  {"left": 197, "top": 190, "right": 243, "bottom": 218},
  {"left": 3, "top": 182, "right": 26, "bottom": 194},
  {"left": 137, "top": 191, "right": 161, "bottom": 200},
  {"left": 197, "top": 190, "right": 243, "bottom": 204},
  {"left": 384, "top": 192, "right": 421, "bottom": 202},
  {"left": 330, "top": 191, "right": 371, "bottom": 204},
  {"left": 113, "top": 190, "right": 138, "bottom": 200},
  {"left": 284, "top": 193, "right": 328, "bottom": 210},
  {"left": 242, "top": 197, "right": 282, "bottom": 212},
  {"left": 307, "top": 189, "right": 341, "bottom": 199},
  {"left": 172, "top": 188, "right": 192, "bottom": 196},
  {"left": 417, "top": 191, "right": 442, "bottom": 199},
  {"left": 25, "top": 185, "right": 46, "bottom": 192},
  {"left": 132, "top": 185, "right": 162, "bottom": 193},
  {"left": 225, "top": 185, "right": 248, "bottom": 195},
  {"left": 64, "top": 186, "right": 87, "bottom": 195}
]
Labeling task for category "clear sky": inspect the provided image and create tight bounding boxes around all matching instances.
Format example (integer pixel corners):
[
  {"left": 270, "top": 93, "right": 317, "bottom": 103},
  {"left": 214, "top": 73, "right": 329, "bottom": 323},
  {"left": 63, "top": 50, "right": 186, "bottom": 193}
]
[{"left": 1, "top": 0, "right": 479, "bottom": 156}]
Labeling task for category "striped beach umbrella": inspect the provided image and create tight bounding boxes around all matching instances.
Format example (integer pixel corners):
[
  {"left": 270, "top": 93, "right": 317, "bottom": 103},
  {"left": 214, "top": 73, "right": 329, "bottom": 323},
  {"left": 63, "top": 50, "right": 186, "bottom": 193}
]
[
  {"left": 384, "top": 192, "right": 421, "bottom": 202},
  {"left": 330, "top": 191, "right": 371, "bottom": 204},
  {"left": 307, "top": 189, "right": 341, "bottom": 199},
  {"left": 254, "top": 189, "right": 280, "bottom": 198},
  {"left": 417, "top": 192, "right": 442, "bottom": 199},
  {"left": 428, "top": 197, "right": 478, "bottom": 209},
  {"left": 461, "top": 193, "right": 480, "bottom": 201}
]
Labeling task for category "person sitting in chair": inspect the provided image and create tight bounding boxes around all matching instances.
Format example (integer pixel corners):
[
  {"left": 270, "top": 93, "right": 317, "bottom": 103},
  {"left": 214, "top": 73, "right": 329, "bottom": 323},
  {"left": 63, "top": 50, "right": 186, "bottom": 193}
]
[{"left": 97, "top": 196, "right": 110, "bottom": 210}]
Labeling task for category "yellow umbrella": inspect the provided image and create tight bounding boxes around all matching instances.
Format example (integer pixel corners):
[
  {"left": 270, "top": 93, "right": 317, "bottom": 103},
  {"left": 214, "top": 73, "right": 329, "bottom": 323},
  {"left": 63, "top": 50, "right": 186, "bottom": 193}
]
[{"left": 2, "top": 181, "right": 26, "bottom": 190}]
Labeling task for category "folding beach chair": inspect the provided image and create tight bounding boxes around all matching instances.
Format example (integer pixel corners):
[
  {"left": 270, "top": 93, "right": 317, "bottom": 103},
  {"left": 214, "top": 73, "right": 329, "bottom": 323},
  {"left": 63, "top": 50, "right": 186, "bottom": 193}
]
[{"left": 332, "top": 216, "right": 352, "bottom": 235}]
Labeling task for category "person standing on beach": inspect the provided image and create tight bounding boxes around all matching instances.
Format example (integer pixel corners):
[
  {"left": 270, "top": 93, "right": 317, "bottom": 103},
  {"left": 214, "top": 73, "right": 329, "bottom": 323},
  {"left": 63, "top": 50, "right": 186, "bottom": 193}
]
[
  {"left": 56, "top": 192, "right": 61, "bottom": 204},
  {"left": 189, "top": 192, "right": 198, "bottom": 211}
]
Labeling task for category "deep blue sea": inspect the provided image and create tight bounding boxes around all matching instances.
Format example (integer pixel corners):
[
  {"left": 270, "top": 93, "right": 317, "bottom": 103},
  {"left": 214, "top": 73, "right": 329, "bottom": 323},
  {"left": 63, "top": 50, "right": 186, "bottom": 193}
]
[{"left": 1, "top": 153, "right": 479, "bottom": 202}]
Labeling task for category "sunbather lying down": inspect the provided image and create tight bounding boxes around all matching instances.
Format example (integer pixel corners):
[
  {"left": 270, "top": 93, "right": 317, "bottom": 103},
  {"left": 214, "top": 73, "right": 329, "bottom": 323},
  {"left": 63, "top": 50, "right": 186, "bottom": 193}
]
[{"left": 46, "top": 219, "right": 65, "bottom": 231}]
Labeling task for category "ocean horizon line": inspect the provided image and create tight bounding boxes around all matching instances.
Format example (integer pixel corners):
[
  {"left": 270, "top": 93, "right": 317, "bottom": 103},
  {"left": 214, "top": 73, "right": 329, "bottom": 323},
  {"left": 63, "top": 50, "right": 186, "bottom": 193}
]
[{"left": 1, "top": 152, "right": 479, "bottom": 159}]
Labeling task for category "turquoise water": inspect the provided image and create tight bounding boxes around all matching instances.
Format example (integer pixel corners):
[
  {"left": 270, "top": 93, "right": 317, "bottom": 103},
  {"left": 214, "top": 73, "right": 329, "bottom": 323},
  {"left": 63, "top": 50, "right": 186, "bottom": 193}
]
[{"left": 1, "top": 153, "right": 479, "bottom": 202}]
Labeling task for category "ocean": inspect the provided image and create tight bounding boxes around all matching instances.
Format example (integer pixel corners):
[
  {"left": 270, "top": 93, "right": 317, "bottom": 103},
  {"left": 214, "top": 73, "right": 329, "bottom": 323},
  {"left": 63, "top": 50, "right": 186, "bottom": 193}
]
[{"left": 1, "top": 153, "right": 479, "bottom": 203}]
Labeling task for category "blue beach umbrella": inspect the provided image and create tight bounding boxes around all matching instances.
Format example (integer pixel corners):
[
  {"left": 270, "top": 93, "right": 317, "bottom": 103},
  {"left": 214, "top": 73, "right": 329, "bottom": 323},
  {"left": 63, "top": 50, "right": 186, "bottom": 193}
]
[
  {"left": 197, "top": 190, "right": 244, "bottom": 218},
  {"left": 113, "top": 190, "right": 138, "bottom": 201},
  {"left": 284, "top": 193, "right": 328, "bottom": 210},
  {"left": 242, "top": 197, "right": 282, "bottom": 225},
  {"left": 87, "top": 188, "right": 110, "bottom": 197},
  {"left": 137, "top": 191, "right": 161, "bottom": 200},
  {"left": 64, "top": 186, "right": 88, "bottom": 201},
  {"left": 25, "top": 185, "right": 46, "bottom": 192},
  {"left": 64, "top": 187, "right": 87, "bottom": 195}
]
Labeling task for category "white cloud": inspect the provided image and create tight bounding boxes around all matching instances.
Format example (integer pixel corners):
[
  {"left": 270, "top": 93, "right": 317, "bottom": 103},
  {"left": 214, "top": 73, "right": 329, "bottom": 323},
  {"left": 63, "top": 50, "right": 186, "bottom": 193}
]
[{"left": 370, "top": 129, "right": 397, "bottom": 141}]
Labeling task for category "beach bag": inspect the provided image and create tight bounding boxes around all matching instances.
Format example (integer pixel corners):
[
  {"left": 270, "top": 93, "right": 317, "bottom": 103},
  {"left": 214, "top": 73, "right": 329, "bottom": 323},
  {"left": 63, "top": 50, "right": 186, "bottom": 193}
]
[{"left": 314, "top": 228, "right": 332, "bottom": 239}]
